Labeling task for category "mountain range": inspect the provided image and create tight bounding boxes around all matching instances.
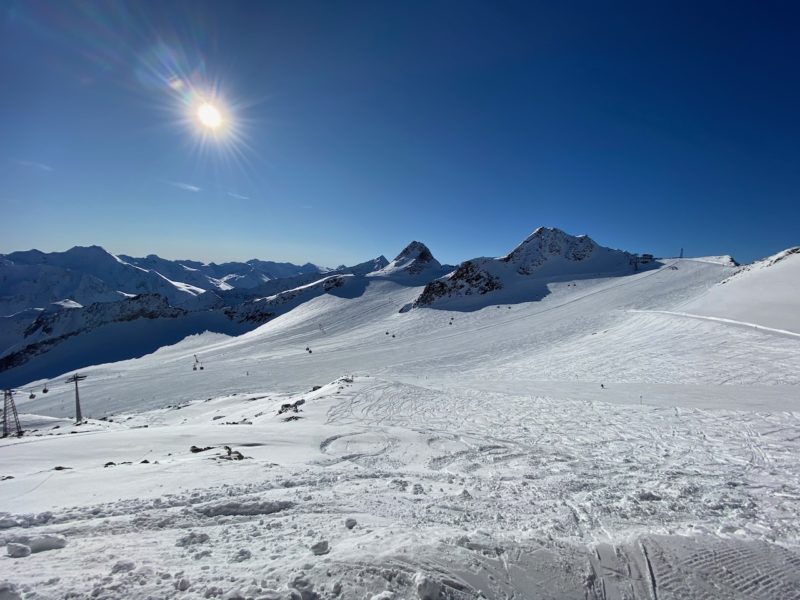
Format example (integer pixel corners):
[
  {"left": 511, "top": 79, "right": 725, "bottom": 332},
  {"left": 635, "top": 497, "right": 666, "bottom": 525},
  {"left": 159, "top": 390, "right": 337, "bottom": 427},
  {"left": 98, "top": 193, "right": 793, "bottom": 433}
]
[
  {"left": 2, "top": 226, "right": 799, "bottom": 600},
  {"left": 1, "top": 226, "right": 792, "bottom": 390}
]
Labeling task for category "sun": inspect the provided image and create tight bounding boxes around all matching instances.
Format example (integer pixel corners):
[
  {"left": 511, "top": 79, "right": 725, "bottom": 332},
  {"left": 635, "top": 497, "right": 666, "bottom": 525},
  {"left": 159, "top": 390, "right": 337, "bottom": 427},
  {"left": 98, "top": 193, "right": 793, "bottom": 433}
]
[{"left": 197, "top": 103, "right": 222, "bottom": 129}]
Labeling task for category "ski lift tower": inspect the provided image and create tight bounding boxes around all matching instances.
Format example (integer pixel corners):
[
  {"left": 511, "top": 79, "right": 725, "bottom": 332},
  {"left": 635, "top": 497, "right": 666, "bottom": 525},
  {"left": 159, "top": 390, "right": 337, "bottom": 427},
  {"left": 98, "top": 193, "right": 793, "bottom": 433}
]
[
  {"left": 2, "top": 390, "right": 23, "bottom": 438},
  {"left": 65, "top": 373, "right": 87, "bottom": 424}
]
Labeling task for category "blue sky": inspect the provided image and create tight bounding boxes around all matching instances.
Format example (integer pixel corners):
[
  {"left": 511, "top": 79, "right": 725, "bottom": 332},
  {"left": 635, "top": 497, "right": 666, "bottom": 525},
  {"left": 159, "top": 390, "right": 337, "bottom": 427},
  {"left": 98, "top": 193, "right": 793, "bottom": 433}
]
[{"left": 1, "top": 1, "right": 798, "bottom": 266}]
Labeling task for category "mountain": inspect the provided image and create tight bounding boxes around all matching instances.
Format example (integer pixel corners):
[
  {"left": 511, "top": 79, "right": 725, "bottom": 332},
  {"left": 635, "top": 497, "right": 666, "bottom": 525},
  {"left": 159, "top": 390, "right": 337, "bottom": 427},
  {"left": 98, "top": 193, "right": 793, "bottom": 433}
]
[
  {"left": 0, "top": 294, "right": 188, "bottom": 373},
  {"left": 414, "top": 227, "right": 640, "bottom": 309},
  {"left": 369, "top": 241, "right": 449, "bottom": 280},
  {"left": 225, "top": 274, "right": 365, "bottom": 324},
  {"left": 12, "top": 232, "right": 798, "bottom": 388},
  {"left": 114, "top": 255, "right": 326, "bottom": 291},
  {"left": 3, "top": 235, "right": 799, "bottom": 600},
  {"left": 0, "top": 246, "right": 207, "bottom": 315},
  {"left": 0, "top": 249, "right": 390, "bottom": 382},
  {"left": 0, "top": 247, "right": 333, "bottom": 318},
  {"left": 0, "top": 233, "right": 644, "bottom": 383},
  {"left": 344, "top": 255, "right": 390, "bottom": 276}
]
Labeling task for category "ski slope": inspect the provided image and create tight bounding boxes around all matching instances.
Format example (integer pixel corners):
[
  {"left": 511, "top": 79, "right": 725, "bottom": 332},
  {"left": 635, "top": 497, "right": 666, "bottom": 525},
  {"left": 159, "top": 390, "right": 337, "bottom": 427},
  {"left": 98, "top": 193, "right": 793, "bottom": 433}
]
[{"left": 1, "top": 257, "right": 799, "bottom": 599}]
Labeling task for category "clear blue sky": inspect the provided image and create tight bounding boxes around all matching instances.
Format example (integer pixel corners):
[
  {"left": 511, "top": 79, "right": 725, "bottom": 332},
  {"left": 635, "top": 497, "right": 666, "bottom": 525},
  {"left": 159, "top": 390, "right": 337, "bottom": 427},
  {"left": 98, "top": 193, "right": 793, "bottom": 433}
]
[{"left": 1, "top": 1, "right": 798, "bottom": 266}]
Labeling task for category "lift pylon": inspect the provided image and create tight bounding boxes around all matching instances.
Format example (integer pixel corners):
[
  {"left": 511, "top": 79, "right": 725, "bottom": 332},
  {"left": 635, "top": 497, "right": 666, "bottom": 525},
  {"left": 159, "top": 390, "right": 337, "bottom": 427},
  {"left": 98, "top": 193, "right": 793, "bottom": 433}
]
[{"left": 2, "top": 390, "right": 23, "bottom": 438}]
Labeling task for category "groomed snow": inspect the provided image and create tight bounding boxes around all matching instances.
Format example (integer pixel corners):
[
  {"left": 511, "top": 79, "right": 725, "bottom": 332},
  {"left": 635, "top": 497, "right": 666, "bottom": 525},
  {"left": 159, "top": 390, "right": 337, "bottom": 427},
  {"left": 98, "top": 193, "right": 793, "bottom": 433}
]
[{"left": 1, "top": 257, "right": 799, "bottom": 599}]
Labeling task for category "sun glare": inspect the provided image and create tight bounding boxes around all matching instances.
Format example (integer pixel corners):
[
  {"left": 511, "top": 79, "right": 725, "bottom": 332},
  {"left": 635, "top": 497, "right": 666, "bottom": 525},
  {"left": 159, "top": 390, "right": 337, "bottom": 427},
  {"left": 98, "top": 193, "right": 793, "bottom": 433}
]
[{"left": 197, "top": 103, "right": 222, "bottom": 129}]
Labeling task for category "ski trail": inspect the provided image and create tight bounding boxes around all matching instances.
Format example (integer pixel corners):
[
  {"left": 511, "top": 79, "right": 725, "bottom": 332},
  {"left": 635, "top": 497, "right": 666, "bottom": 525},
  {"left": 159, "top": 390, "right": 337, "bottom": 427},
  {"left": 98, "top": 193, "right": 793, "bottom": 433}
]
[{"left": 630, "top": 310, "right": 800, "bottom": 339}]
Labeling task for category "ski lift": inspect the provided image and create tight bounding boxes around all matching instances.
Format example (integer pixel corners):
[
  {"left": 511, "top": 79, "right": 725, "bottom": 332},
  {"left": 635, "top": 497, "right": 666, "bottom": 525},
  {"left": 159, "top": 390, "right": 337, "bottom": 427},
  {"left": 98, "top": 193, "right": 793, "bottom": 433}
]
[
  {"left": 29, "top": 392, "right": 36, "bottom": 400},
  {"left": 193, "top": 354, "right": 203, "bottom": 371},
  {"left": 42, "top": 386, "right": 49, "bottom": 394}
]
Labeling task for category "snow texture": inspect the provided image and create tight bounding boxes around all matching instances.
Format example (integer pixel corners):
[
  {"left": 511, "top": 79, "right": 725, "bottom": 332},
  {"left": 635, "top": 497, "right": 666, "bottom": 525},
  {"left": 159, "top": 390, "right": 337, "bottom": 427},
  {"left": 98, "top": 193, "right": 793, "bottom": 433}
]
[{"left": 0, "top": 230, "right": 799, "bottom": 599}]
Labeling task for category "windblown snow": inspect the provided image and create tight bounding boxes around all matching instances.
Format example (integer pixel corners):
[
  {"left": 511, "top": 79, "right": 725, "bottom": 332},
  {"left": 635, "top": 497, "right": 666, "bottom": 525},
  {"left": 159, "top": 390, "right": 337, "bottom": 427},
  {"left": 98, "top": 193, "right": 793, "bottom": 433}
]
[{"left": 1, "top": 232, "right": 799, "bottom": 600}]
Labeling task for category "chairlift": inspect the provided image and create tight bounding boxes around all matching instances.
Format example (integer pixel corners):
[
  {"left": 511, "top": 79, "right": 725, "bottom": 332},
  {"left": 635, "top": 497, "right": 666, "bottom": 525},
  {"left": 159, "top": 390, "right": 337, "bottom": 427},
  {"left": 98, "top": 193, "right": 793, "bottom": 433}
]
[
  {"left": 42, "top": 386, "right": 49, "bottom": 394},
  {"left": 29, "top": 392, "right": 36, "bottom": 400}
]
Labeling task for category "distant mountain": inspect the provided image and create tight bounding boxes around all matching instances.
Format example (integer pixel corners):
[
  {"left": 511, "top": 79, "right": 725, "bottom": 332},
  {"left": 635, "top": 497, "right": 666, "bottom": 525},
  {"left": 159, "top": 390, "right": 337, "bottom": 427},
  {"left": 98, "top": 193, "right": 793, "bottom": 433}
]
[
  {"left": 0, "top": 246, "right": 207, "bottom": 315},
  {"left": 0, "top": 232, "right": 661, "bottom": 383},
  {"left": 0, "top": 244, "right": 391, "bottom": 379},
  {"left": 225, "top": 274, "right": 364, "bottom": 325},
  {"left": 345, "top": 255, "right": 390, "bottom": 276},
  {"left": 370, "top": 241, "right": 450, "bottom": 281},
  {"left": 0, "top": 294, "right": 187, "bottom": 372},
  {"left": 414, "top": 227, "right": 639, "bottom": 308},
  {"left": 0, "top": 246, "right": 333, "bottom": 317},
  {"left": 117, "top": 254, "right": 325, "bottom": 290}
]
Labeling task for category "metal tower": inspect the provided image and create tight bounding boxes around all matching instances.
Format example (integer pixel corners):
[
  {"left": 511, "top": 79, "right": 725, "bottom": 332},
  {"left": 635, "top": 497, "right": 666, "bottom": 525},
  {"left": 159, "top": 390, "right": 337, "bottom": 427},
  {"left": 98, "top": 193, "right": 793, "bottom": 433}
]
[{"left": 2, "top": 390, "right": 23, "bottom": 438}]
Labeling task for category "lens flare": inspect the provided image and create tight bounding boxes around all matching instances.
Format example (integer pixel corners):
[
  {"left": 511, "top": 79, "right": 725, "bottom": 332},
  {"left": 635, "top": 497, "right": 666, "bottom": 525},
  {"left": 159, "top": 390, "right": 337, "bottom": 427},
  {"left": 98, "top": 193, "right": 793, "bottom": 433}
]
[{"left": 197, "top": 102, "right": 222, "bottom": 129}]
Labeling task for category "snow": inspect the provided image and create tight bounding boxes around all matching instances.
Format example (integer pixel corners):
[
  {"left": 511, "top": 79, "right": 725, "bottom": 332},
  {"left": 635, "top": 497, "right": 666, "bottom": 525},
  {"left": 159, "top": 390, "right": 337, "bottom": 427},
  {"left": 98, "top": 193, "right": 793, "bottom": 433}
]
[
  {"left": 369, "top": 241, "right": 447, "bottom": 280},
  {"left": 0, "top": 250, "right": 402, "bottom": 381},
  {"left": 684, "top": 255, "right": 738, "bottom": 266},
  {"left": 0, "top": 241, "right": 799, "bottom": 598},
  {"left": 679, "top": 247, "right": 800, "bottom": 334},
  {"left": 414, "top": 227, "right": 640, "bottom": 309}
]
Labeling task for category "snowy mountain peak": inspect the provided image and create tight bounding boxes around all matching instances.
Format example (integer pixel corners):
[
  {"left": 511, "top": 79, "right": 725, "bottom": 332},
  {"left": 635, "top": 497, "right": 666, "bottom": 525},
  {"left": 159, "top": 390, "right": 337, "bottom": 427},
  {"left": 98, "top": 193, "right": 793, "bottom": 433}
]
[
  {"left": 501, "top": 227, "right": 599, "bottom": 273},
  {"left": 341, "top": 256, "right": 389, "bottom": 276},
  {"left": 393, "top": 241, "right": 435, "bottom": 263},
  {"left": 371, "top": 242, "right": 444, "bottom": 278},
  {"left": 415, "top": 227, "right": 636, "bottom": 308},
  {"left": 62, "top": 245, "right": 128, "bottom": 267}
]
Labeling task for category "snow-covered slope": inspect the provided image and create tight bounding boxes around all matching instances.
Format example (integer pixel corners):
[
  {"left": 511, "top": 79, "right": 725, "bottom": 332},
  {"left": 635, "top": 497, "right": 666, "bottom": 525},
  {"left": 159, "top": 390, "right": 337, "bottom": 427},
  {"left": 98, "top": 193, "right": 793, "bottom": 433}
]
[
  {"left": 415, "top": 227, "right": 639, "bottom": 309},
  {"left": 0, "top": 294, "right": 188, "bottom": 372},
  {"left": 676, "top": 247, "right": 800, "bottom": 334},
  {"left": 224, "top": 274, "right": 365, "bottom": 324},
  {"left": 1, "top": 235, "right": 800, "bottom": 599},
  {"left": 1, "top": 249, "right": 799, "bottom": 599},
  {"left": 0, "top": 251, "right": 395, "bottom": 378}
]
